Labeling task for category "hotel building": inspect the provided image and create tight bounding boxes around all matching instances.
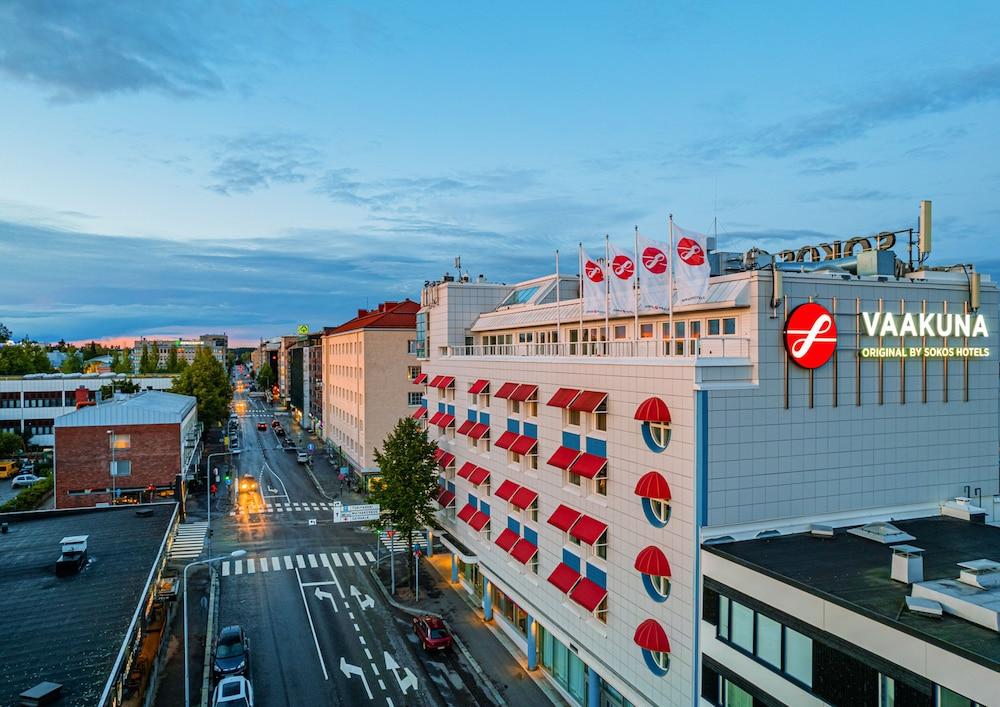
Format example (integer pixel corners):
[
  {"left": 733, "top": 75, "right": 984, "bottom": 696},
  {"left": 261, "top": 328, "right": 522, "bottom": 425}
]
[{"left": 413, "top": 247, "right": 999, "bottom": 706}]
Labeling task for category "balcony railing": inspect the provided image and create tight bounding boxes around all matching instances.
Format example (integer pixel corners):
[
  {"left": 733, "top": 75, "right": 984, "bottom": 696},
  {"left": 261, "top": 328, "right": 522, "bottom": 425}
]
[{"left": 446, "top": 336, "right": 751, "bottom": 359}]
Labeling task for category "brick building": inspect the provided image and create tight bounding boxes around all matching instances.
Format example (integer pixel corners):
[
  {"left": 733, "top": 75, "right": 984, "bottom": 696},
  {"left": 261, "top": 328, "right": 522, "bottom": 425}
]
[{"left": 53, "top": 391, "right": 200, "bottom": 508}]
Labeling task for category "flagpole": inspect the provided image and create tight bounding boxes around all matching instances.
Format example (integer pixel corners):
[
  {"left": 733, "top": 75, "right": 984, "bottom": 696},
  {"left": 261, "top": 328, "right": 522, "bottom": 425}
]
[
  {"left": 604, "top": 234, "right": 610, "bottom": 353},
  {"left": 633, "top": 225, "right": 640, "bottom": 344},
  {"left": 668, "top": 215, "right": 675, "bottom": 356},
  {"left": 555, "top": 249, "right": 561, "bottom": 353},
  {"left": 578, "top": 242, "right": 584, "bottom": 356}
]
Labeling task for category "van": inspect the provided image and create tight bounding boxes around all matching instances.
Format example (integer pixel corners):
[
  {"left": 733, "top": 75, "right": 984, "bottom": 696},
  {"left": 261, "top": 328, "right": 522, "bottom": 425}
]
[{"left": 0, "top": 460, "right": 17, "bottom": 479}]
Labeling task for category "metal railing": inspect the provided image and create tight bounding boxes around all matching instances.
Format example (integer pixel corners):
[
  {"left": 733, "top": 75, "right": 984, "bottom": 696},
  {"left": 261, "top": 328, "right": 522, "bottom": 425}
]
[{"left": 446, "top": 336, "right": 750, "bottom": 359}]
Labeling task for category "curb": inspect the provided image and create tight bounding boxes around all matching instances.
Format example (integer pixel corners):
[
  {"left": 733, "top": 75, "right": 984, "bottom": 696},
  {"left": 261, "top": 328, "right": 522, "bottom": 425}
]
[
  {"left": 302, "top": 462, "right": 335, "bottom": 501},
  {"left": 368, "top": 564, "right": 507, "bottom": 707},
  {"left": 199, "top": 568, "right": 220, "bottom": 707}
]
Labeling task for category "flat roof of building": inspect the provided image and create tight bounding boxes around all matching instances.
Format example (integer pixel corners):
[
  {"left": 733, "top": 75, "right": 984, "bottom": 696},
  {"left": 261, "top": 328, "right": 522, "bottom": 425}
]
[
  {"left": 54, "top": 390, "right": 195, "bottom": 427},
  {"left": 0, "top": 503, "right": 176, "bottom": 705},
  {"left": 704, "top": 516, "right": 1000, "bottom": 671}
]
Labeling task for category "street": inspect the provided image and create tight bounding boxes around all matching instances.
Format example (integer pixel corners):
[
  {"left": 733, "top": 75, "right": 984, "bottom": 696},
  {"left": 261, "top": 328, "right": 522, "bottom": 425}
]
[{"left": 202, "top": 387, "right": 493, "bottom": 706}]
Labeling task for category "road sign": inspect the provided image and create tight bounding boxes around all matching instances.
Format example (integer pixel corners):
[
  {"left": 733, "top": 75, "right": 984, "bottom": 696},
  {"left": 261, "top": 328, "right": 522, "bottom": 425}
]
[
  {"left": 333, "top": 503, "right": 381, "bottom": 523},
  {"left": 308, "top": 443, "right": 314, "bottom": 451},
  {"left": 386, "top": 529, "right": 396, "bottom": 539},
  {"left": 297, "top": 324, "right": 309, "bottom": 335}
]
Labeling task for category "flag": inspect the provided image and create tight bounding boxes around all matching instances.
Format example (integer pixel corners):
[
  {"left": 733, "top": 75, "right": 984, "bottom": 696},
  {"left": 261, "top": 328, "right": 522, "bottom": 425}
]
[
  {"left": 672, "top": 223, "right": 710, "bottom": 306},
  {"left": 581, "top": 249, "right": 606, "bottom": 315},
  {"left": 637, "top": 232, "right": 670, "bottom": 312},
  {"left": 608, "top": 243, "right": 636, "bottom": 314}
]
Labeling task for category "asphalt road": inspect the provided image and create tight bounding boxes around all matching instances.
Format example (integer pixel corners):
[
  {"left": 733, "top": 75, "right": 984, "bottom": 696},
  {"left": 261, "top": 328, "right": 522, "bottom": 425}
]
[{"left": 209, "top": 384, "right": 491, "bottom": 707}]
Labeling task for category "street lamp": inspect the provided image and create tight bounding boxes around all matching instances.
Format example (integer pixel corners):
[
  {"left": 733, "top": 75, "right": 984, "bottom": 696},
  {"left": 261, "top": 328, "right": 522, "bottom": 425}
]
[{"left": 184, "top": 549, "right": 246, "bottom": 707}]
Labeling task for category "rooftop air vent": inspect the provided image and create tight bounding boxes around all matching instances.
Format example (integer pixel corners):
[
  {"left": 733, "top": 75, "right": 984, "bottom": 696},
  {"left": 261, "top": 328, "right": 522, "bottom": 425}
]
[
  {"left": 847, "top": 521, "right": 915, "bottom": 544},
  {"left": 890, "top": 545, "right": 925, "bottom": 584},
  {"left": 957, "top": 559, "right": 1000, "bottom": 590},
  {"left": 55, "top": 535, "right": 88, "bottom": 576},
  {"left": 940, "top": 497, "right": 987, "bottom": 523},
  {"left": 756, "top": 529, "right": 780, "bottom": 539},
  {"left": 809, "top": 523, "right": 834, "bottom": 538},
  {"left": 904, "top": 596, "right": 943, "bottom": 618},
  {"left": 703, "top": 535, "right": 735, "bottom": 546}
]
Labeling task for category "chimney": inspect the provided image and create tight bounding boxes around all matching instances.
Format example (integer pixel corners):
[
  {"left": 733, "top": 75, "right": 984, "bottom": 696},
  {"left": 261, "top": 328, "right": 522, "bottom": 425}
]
[
  {"left": 957, "top": 559, "right": 1000, "bottom": 590},
  {"left": 357, "top": 309, "right": 369, "bottom": 318},
  {"left": 890, "top": 545, "right": 924, "bottom": 584}
]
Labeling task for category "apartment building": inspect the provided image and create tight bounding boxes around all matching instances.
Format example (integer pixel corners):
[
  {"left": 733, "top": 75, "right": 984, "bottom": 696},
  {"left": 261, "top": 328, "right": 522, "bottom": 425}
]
[
  {"left": 130, "top": 334, "right": 228, "bottom": 371},
  {"left": 321, "top": 300, "right": 420, "bottom": 489},
  {"left": 415, "top": 250, "right": 999, "bottom": 707}
]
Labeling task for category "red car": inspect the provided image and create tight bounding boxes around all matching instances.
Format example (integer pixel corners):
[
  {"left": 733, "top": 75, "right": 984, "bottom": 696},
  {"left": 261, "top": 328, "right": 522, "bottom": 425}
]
[
  {"left": 412, "top": 615, "right": 452, "bottom": 651},
  {"left": 270, "top": 419, "right": 280, "bottom": 428},
  {"left": 256, "top": 422, "right": 267, "bottom": 431}
]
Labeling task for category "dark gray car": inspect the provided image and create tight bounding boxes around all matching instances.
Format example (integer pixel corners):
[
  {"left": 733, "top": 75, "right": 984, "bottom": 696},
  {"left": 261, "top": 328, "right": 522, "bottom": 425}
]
[{"left": 213, "top": 625, "right": 250, "bottom": 680}]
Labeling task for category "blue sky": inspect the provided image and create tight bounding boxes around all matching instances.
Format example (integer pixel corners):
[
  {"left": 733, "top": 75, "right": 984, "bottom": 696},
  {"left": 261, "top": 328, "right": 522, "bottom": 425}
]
[{"left": 2, "top": 1, "right": 999, "bottom": 344}]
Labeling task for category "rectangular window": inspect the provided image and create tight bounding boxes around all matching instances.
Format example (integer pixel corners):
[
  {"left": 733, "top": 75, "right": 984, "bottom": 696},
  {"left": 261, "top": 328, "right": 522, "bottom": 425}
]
[
  {"left": 594, "top": 530, "right": 608, "bottom": 559},
  {"left": 407, "top": 392, "right": 422, "bottom": 406},
  {"left": 640, "top": 323, "right": 653, "bottom": 339},
  {"left": 111, "top": 434, "right": 131, "bottom": 450},
  {"left": 708, "top": 318, "right": 721, "bottom": 336},
  {"left": 723, "top": 317, "right": 737, "bottom": 335},
  {"left": 613, "top": 325, "right": 627, "bottom": 340},
  {"left": 756, "top": 614, "right": 782, "bottom": 668},
  {"left": 724, "top": 680, "right": 753, "bottom": 707},
  {"left": 591, "top": 401, "right": 607, "bottom": 432},
  {"left": 661, "top": 322, "right": 671, "bottom": 340},
  {"left": 565, "top": 409, "right": 581, "bottom": 427},
  {"left": 407, "top": 365, "right": 420, "bottom": 380},
  {"left": 730, "top": 601, "right": 754, "bottom": 652},
  {"left": 674, "top": 340, "right": 685, "bottom": 356},
  {"left": 718, "top": 594, "right": 730, "bottom": 638},
  {"left": 690, "top": 320, "right": 702, "bottom": 339},
  {"left": 110, "top": 460, "right": 131, "bottom": 477},
  {"left": 784, "top": 627, "right": 813, "bottom": 687},
  {"left": 593, "top": 467, "right": 608, "bottom": 497},
  {"left": 674, "top": 321, "right": 685, "bottom": 339}
]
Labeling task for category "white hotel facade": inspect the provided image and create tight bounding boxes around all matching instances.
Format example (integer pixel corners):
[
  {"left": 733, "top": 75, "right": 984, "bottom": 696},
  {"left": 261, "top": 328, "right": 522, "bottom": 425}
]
[{"left": 412, "top": 258, "right": 999, "bottom": 707}]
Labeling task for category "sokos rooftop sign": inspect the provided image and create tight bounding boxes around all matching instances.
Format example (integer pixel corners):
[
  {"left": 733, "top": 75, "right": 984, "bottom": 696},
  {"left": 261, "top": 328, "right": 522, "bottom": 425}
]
[{"left": 784, "top": 305, "right": 991, "bottom": 369}]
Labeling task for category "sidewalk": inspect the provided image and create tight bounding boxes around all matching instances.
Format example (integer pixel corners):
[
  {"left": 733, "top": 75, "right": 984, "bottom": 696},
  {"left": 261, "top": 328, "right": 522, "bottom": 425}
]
[
  {"left": 373, "top": 549, "right": 568, "bottom": 707},
  {"left": 152, "top": 565, "right": 212, "bottom": 707}
]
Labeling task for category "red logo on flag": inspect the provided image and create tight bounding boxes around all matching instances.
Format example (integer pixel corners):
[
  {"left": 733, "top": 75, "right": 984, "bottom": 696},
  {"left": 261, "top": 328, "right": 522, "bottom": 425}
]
[
  {"left": 676, "top": 237, "right": 705, "bottom": 266},
  {"left": 612, "top": 255, "right": 635, "bottom": 279},
  {"left": 783, "top": 303, "right": 837, "bottom": 369},
  {"left": 641, "top": 246, "right": 667, "bottom": 274},
  {"left": 584, "top": 260, "right": 604, "bottom": 283}
]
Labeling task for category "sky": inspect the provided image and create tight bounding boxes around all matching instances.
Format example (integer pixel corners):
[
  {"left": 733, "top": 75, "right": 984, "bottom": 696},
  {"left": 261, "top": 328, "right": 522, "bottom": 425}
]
[{"left": 2, "top": 1, "right": 999, "bottom": 345}]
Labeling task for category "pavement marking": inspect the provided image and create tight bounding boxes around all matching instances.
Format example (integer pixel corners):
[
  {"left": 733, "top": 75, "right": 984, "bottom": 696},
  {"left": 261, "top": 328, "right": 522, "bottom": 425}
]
[
  {"left": 234, "top": 560, "right": 243, "bottom": 576},
  {"left": 359, "top": 636, "right": 366, "bottom": 645},
  {"left": 246, "top": 558, "right": 255, "bottom": 574},
  {"left": 308, "top": 553, "right": 318, "bottom": 568},
  {"left": 272, "top": 556, "right": 281, "bottom": 571},
  {"left": 353, "top": 623, "right": 360, "bottom": 632},
  {"left": 294, "top": 567, "right": 329, "bottom": 682},
  {"left": 354, "top": 552, "right": 367, "bottom": 566},
  {"left": 296, "top": 554, "right": 306, "bottom": 569},
  {"left": 222, "top": 561, "right": 230, "bottom": 577},
  {"left": 378, "top": 680, "right": 386, "bottom": 691},
  {"left": 331, "top": 553, "right": 342, "bottom": 567},
  {"left": 349, "top": 612, "right": 355, "bottom": 620},
  {"left": 283, "top": 555, "right": 293, "bottom": 570},
  {"left": 365, "top": 648, "right": 373, "bottom": 660},
  {"left": 371, "top": 662, "right": 380, "bottom": 676},
  {"left": 277, "top": 507, "right": 285, "bottom": 512},
  {"left": 365, "top": 551, "right": 376, "bottom": 562},
  {"left": 387, "top": 699, "right": 394, "bottom": 707},
  {"left": 344, "top": 553, "right": 356, "bottom": 567},
  {"left": 259, "top": 558, "right": 269, "bottom": 573},
  {"left": 320, "top": 553, "right": 331, "bottom": 568}
]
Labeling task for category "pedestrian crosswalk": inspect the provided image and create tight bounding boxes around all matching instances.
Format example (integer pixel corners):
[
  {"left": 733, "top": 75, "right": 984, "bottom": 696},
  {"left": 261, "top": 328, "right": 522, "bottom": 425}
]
[
  {"left": 380, "top": 530, "right": 427, "bottom": 554},
  {"left": 229, "top": 501, "right": 347, "bottom": 516},
  {"left": 169, "top": 521, "right": 209, "bottom": 561},
  {"left": 220, "top": 549, "right": 378, "bottom": 577}
]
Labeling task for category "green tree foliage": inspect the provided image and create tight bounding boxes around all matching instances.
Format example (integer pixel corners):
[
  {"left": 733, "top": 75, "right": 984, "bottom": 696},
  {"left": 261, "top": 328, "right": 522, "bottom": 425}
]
[
  {"left": 0, "top": 322, "right": 12, "bottom": 342},
  {"left": 171, "top": 347, "right": 232, "bottom": 432},
  {"left": 59, "top": 348, "right": 84, "bottom": 373},
  {"left": 139, "top": 344, "right": 155, "bottom": 374},
  {"left": 240, "top": 351, "right": 252, "bottom": 363},
  {"left": 368, "top": 417, "right": 439, "bottom": 590},
  {"left": 99, "top": 378, "right": 141, "bottom": 399},
  {"left": 176, "top": 357, "right": 189, "bottom": 372},
  {"left": 256, "top": 361, "right": 274, "bottom": 390},
  {"left": 0, "top": 341, "right": 54, "bottom": 375},
  {"left": 0, "top": 430, "right": 25, "bottom": 458},
  {"left": 166, "top": 346, "right": 180, "bottom": 373},
  {"left": 113, "top": 349, "right": 134, "bottom": 373}
]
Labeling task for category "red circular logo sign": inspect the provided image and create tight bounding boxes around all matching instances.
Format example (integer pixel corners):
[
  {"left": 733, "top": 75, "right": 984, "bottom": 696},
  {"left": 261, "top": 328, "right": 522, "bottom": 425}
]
[
  {"left": 612, "top": 255, "right": 635, "bottom": 279},
  {"left": 783, "top": 303, "right": 837, "bottom": 369},
  {"left": 641, "top": 246, "right": 667, "bottom": 274},
  {"left": 584, "top": 260, "right": 604, "bottom": 283},
  {"left": 676, "top": 237, "right": 705, "bottom": 266}
]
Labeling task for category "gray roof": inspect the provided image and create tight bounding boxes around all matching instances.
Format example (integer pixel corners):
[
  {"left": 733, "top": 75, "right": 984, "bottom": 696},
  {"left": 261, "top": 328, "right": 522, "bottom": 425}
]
[
  {"left": 0, "top": 504, "right": 176, "bottom": 706},
  {"left": 55, "top": 390, "right": 196, "bottom": 428}
]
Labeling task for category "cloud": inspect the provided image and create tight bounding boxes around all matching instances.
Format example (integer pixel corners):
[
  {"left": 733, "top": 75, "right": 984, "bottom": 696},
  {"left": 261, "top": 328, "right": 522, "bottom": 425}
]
[
  {"left": 207, "top": 133, "right": 322, "bottom": 195},
  {"left": 796, "top": 157, "right": 859, "bottom": 176},
  {"left": 0, "top": 1, "right": 225, "bottom": 100},
  {"left": 802, "top": 188, "right": 901, "bottom": 203}
]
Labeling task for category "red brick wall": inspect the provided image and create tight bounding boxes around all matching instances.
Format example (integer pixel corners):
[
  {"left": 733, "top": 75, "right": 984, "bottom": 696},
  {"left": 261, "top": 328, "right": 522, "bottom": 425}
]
[{"left": 54, "top": 423, "right": 181, "bottom": 509}]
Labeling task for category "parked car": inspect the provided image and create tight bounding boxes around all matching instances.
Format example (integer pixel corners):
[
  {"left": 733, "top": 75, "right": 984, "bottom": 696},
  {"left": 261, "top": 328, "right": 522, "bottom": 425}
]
[
  {"left": 11, "top": 474, "right": 42, "bottom": 488},
  {"left": 0, "top": 460, "right": 18, "bottom": 479},
  {"left": 212, "top": 676, "right": 254, "bottom": 707},
  {"left": 238, "top": 475, "right": 258, "bottom": 493},
  {"left": 412, "top": 615, "right": 453, "bottom": 651},
  {"left": 213, "top": 625, "right": 251, "bottom": 680},
  {"left": 20, "top": 459, "right": 34, "bottom": 473},
  {"left": 256, "top": 422, "right": 267, "bottom": 431},
  {"left": 270, "top": 419, "right": 280, "bottom": 428},
  {"left": 275, "top": 427, "right": 285, "bottom": 437},
  {"left": 296, "top": 451, "right": 309, "bottom": 464}
]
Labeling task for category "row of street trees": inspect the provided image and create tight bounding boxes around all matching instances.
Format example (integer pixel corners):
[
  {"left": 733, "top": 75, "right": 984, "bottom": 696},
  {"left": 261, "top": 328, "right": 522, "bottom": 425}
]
[{"left": 171, "top": 347, "right": 232, "bottom": 431}]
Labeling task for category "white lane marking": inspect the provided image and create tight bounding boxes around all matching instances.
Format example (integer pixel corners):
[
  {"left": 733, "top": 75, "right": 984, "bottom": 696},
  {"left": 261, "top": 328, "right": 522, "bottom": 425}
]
[
  {"left": 313, "top": 586, "right": 338, "bottom": 612},
  {"left": 308, "top": 554, "right": 318, "bottom": 568},
  {"left": 349, "top": 612, "right": 355, "bottom": 620},
  {"left": 378, "top": 679, "right": 386, "bottom": 691},
  {"left": 365, "top": 648, "right": 373, "bottom": 660},
  {"left": 296, "top": 554, "right": 306, "bottom": 569},
  {"left": 365, "top": 551, "right": 376, "bottom": 562},
  {"left": 339, "top": 657, "right": 373, "bottom": 699},
  {"left": 320, "top": 554, "right": 331, "bottom": 568},
  {"left": 222, "top": 562, "right": 230, "bottom": 577},
  {"left": 278, "top": 507, "right": 285, "bottom": 512},
  {"left": 259, "top": 558, "right": 269, "bottom": 573},
  {"left": 354, "top": 552, "right": 367, "bottom": 566},
  {"left": 386, "top": 699, "right": 394, "bottom": 707},
  {"left": 344, "top": 553, "right": 355, "bottom": 567},
  {"left": 283, "top": 555, "right": 293, "bottom": 570},
  {"left": 295, "top": 567, "right": 329, "bottom": 681},
  {"left": 246, "top": 558, "right": 256, "bottom": 574},
  {"left": 234, "top": 560, "right": 243, "bottom": 576},
  {"left": 272, "top": 556, "right": 281, "bottom": 571},
  {"left": 353, "top": 623, "right": 360, "bottom": 632},
  {"left": 350, "top": 585, "right": 375, "bottom": 610},
  {"left": 371, "top": 662, "right": 380, "bottom": 676},
  {"left": 331, "top": 553, "right": 342, "bottom": 567},
  {"left": 359, "top": 636, "right": 366, "bottom": 645}
]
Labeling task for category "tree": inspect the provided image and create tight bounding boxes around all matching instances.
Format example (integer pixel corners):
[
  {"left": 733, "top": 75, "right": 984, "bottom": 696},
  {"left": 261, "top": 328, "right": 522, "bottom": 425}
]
[
  {"left": 176, "top": 357, "right": 189, "bottom": 373},
  {"left": 60, "top": 348, "right": 84, "bottom": 373},
  {"left": 256, "top": 361, "right": 274, "bottom": 390},
  {"left": 139, "top": 344, "right": 154, "bottom": 374},
  {"left": 112, "top": 349, "right": 133, "bottom": 373},
  {"left": 0, "top": 322, "right": 12, "bottom": 342},
  {"left": 0, "top": 430, "right": 24, "bottom": 458},
  {"left": 87, "top": 341, "right": 98, "bottom": 358},
  {"left": 171, "top": 347, "right": 232, "bottom": 432},
  {"left": 166, "top": 346, "right": 179, "bottom": 373},
  {"left": 367, "top": 417, "right": 439, "bottom": 591},
  {"left": 0, "top": 341, "right": 54, "bottom": 375}
]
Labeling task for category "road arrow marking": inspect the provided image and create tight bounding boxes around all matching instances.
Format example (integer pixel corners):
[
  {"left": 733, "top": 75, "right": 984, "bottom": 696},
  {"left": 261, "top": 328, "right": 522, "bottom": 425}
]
[
  {"left": 383, "top": 652, "right": 418, "bottom": 694},
  {"left": 350, "top": 585, "right": 375, "bottom": 610},
  {"left": 340, "top": 657, "right": 373, "bottom": 699},
  {"left": 314, "top": 587, "right": 338, "bottom": 612}
]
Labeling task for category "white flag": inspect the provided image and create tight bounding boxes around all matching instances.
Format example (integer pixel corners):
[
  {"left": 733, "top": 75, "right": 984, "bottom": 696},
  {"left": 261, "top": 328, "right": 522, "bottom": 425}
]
[
  {"left": 672, "top": 223, "right": 710, "bottom": 306},
  {"left": 608, "top": 244, "right": 636, "bottom": 314},
  {"left": 637, "top": 232, "right": 670, "bottom": 312},
  {"left": 581, "top": 249, "right": 606, "bottom": 315}
]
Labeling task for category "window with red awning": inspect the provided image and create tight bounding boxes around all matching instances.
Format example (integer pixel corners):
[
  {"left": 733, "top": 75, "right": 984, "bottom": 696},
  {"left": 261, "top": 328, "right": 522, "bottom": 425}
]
[
  {"left": 509, "top": 486, "right": 538, "bottom": 510},
  {"left": 436, "top": 490, "right": 456, "bottom": 509},
  {"left": 494, "top": 479, "right": 519, "bottom": 501},
  {"left": 633, "top": 619, "right": 671, "bottom": 653},
  {"left": 568, "top": 452, "right": 606, "bottom": 479},
  {"left": 469, "top": 422, "right": 490, "bottom": 440},
  {"left": 547, "top": 504, "right": 582, "bottom": 532},
  {"left": 569, "top": 514, "right": 608, "bottom": 545},
  {"left": 468, "top": 466, "right": 491, "bottom": 487},
  {"left": 495, "top": 430, "right": 518, "bottom": 450},
  {"left": 456, "top": 503, "right": 476, "bottom": 523},
  {"left": 456, "top": 419, "right": 475, "bottom": 436},
  {"left": 568, "top": 390, "right": 607, "bottom": 412},
  {"left": 413, "top": 373, "right": 428, "bottom": 385},
  {"left": 428, "top": 375, "right": 444, "bottom": 388},
  {"left": 569, "top": 578, "right": 608, "bottom": 612},
  {"left": 509, "top": 384, "right": 538, "bottom": 402},
  {"left": 510, "top": 539, "right": 538, "bottom": 564},
  {"left": 468, "top": 379, "right": 490, "bottom": 394},
  {"left": 546, "top": 445, "right": 579, "bottom": 469},
  {"left": 457, "top": 462, "right": 476, "bottom": 479},
  {"left": 467, "top": 510, "right": 490, "bottom": 531},
  {"left": 510, "top": 434, "right": 537, "bottom": 455},
  {"left": 546, "top": 387, "right": 580, "bottom": 408},
  {"left": 634, "top": 471, "right": 671, "bottom": 500},
  {"left": 438, "top": 375, "right": 455, "bottom": 389},
  {"left": 436, "top": 452, "right": 455, "bottom": 469},
  {"left": 494, "top": 382, "right": 518, "bottom": 399},
  {"left": 435, "top": 414, "right": 455, "bottom": 428},
  {"left": 634, "top": 546, "right": 671, "bottom": 577},
  {"left": 634, "top": 397, "right": 671, "bottom": 423},
  {"left": 495, "top": 528, "right": 519, "bottom": 552},
  {"left": 428, "top": 412, "right": 444, "bottom": 426},
  {"left": 547, "top": 562, "right": 581, "bottom": 594},
  {"left": 411, "top": 407, "right": 428, "bottom": 419}
]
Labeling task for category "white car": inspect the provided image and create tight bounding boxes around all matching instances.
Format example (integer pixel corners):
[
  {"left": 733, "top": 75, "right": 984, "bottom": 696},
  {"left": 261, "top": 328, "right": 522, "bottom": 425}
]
[
  {"left": 212, "top": 676, "right": 253, "bottom": 707},
  {"left": 296, "top": 451, "right": 309, "bottom": 464},
  {"left": 11, "top": 474, "right": 42, "bottom": 488}
]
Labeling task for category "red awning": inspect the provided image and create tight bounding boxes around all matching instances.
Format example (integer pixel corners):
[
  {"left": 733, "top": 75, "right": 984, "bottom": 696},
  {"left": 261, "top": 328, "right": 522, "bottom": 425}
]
[
  {"left": 569, "top": 515, "right": 608, "bottom": 545},
  {"left": 468, "top": 511, "right": 490, "bottom": 531},
  {"left": 569, "top": 390, "right": 607, "bottom": 413},
  {"left": 510, "top": 434, "right": 537, "bottom": 455},
  {"left": 494, "top": 382, "right": 518, "bottom": 399},
  {"left": 435, "top": 414, "right": 455, "bottom": 428},
  {"left": 468, "top": 466, "right": 491, "bottom": 487},
  {"left": 634, "top": 619, "right": 671, "bottom": 653},
  {"left": 495, "top": 479, "right": 519, "bottom": 501},
  {"left": 457, "top": 461, "right": 477, "bottom": 479},
  {"left": 468, "top": 379, "right": 490, "bottom": 394},
  {"left": 511, "top": 539, "right": 538, "bottom": 564},
  {"left": 509, "top": 384, "right": 538, "bottom": 402},
  {"left": 634, "top": 546, "right": 672, "bottom": 577},
  {"left": 547, "top": 562, "right": 581, "bottom": 594},
  {"left": 570, "top": 578, "right": 608, "bottom": 612},
  {"left": 429, "top": 411, "right": 444, "bottom": 426},
  {"left": 428, "top": 375, "right": 444, "bottom": 388},
  {"left": 495, "top": 430, "right": 518, "bottom": 450},
  {"left": 438, "top": 375, "right": 456, "bottom": 389},
  {"left": 437, "top": 452, "right": 455, "bottom": 469},
  {"left": 413, "top": 373, "right": 428, "bottom": 385},
  {"left": 546, "top": 387, "right": 580, "bottom": 408},
  {"left": 495, "top": 528, "right": 519, "bottom": 552},
  {"left": 547, "top": 504, "right": 582, "bottom": 532},
  {"left": 509, "top": 486, "right": 538, "bottom": 510},
  {"left": 456, "top": 419, "right": 475, "bottom": 435},
  {"left": 469, "top": 422, "right": 490, "bottom": 440},
  {"left": 547, "top": 445, "right": 579, "bottom": 470},
  {"left": 568, "top": 452, "right": 607, "bottom": 479},
  {"left": 437, "top": 490, "right": 456, "bottom": 509},
  {"left": 411, "top": 407, "right": 428, "bottom": 419},
  {"left": 433, "top": 448, "right": 445, "bottom": 461},
  {"left": 457, "top": 503, "right": 476, "bottom": 523},
  {"left": 635, "top": 396, "right": 671, "bottom": 423},
  {"left": 635, "top": 471, "right": 672, "bottom": 501}
]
